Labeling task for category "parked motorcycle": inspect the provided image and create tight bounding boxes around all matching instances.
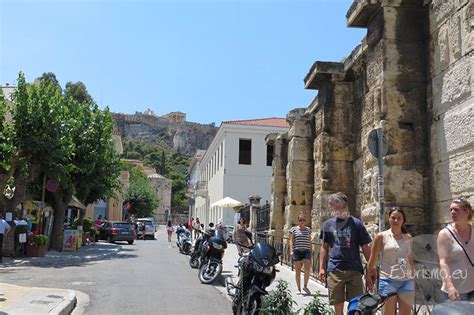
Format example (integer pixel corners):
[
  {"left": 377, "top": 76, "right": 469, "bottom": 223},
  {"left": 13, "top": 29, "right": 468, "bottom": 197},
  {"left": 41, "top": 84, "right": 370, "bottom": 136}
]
[
  {"left": 189, "top": 228, "right": 215, "bottom": 269},
  {"left": 197, "top": 232, "right": 227, "bottom": 284},
  {"left": 226, "top": 242, "right": 280, "bottom": 315},
  {"left": 176, "top": 225, "right": 192, "bottom": 255}
]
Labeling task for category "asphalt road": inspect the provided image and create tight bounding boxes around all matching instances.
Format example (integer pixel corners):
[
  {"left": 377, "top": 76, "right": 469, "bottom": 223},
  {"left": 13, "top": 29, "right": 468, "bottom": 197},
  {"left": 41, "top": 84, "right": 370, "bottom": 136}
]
[{"left": 0, "top": 230, "right": 232, "bottom": 314}]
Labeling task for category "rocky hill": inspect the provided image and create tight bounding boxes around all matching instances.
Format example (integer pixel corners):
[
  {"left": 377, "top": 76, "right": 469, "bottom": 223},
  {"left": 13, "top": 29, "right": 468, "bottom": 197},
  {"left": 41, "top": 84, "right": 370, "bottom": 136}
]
[{"left": 112, "top": 112, "right": 218, "bottom": 156}]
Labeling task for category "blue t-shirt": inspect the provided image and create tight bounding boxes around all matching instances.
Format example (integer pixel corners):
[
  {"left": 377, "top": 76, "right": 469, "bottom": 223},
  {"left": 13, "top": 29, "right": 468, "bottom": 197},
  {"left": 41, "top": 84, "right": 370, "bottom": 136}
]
[{"left": 319, "top": 216, "right": 372, "bottom": 273}]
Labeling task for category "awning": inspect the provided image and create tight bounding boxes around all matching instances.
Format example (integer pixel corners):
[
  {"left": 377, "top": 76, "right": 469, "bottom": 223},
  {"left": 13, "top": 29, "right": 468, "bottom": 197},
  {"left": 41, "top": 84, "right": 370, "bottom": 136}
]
[{"left": 68, "top": 195, "right": 87, "bottom": 210}]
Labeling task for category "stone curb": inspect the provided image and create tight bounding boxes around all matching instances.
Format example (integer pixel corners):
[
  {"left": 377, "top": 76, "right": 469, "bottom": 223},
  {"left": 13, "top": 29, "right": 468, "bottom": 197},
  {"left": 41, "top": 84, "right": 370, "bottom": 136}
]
[{"left": 50, "top": 290, "right": 77, "bottom": 315}]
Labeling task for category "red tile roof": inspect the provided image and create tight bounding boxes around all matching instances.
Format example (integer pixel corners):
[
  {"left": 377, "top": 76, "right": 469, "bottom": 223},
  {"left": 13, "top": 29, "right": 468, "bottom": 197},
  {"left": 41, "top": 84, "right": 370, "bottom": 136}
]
[{"left": 222, "top": 117, "right": 289, "bottom": 128}]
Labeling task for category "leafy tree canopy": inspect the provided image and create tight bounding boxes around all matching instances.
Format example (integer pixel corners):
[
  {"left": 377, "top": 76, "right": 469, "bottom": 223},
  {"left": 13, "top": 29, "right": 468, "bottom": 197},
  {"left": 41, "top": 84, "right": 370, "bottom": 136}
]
[
  {"left": 122, "top": 162, "right": 158, "bottom": 218},
  {"left": 64, "top": 81, "right": 93, "bottom": 105}
]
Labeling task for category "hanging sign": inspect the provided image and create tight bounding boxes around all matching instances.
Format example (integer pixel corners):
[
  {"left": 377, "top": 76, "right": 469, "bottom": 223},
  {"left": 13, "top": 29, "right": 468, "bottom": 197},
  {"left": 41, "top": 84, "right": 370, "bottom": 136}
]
[{"left": 46, "top": 179, "right": 59, "bottom": 192}]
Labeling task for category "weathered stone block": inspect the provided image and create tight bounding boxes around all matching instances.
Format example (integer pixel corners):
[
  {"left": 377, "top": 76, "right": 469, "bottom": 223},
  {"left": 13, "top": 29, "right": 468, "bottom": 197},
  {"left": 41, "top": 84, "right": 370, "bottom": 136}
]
[
  {"left": 286, "top": 160, "right": 313, "bottom": 182},
  {"left": 273, "top": 175, "right": 287, "bottom": 194},
  {"left": 287, "top": 181, "right": 314, "bottom": 207},
  {"left": 366, "top": 41, "right": 384, "bottom": 88},
  {"left": 288, "top": 137, "right": 313, "bottom": 161},
  {"left": 288, "top": 116, "right": 312, "bottom": 139},
  {"left": 431, "top": 22, "right": 451, "bottom": 76},
  {"left": 384, "top": 166, "right": 425, "bottom": 205},
  {"left": 432, "top": 53, "right": 472, "bottom": 116},
  {"left": 314, "top": 133, "right": 354, "bottom": 161},
  {"left": 383, "top": 85, "right": 424, "bottom": 123},
  {"left": 433, "top": 153, "right": 474, "bottom": 200},
  {"left": 273, "top": 159, "right": 287, "bottom": 177},
  {"left": 430, "top": 100, "right": 474, "bottom": 163},
  {"left": 461, "top": 3, "right": 473, "bottom": 56}
]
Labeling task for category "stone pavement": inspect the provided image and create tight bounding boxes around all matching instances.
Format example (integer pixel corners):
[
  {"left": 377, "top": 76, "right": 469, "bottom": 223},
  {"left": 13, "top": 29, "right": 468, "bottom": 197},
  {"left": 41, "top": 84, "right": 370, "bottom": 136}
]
[
  {"left": 0, "top": 283, "right": 76, "bottom": 315},
  {"left": 0, "top": 242, "right": 119, "bottom": 314},
  {"left": 214, "top": 241, "right": 330, "bottom": 314}
]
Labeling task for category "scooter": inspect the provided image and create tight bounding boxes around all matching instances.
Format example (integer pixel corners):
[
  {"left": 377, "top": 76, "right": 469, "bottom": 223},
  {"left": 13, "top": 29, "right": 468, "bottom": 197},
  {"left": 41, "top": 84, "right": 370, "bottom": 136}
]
[{"left": 176, "top": 225, "right": 192, "bottom": 255}]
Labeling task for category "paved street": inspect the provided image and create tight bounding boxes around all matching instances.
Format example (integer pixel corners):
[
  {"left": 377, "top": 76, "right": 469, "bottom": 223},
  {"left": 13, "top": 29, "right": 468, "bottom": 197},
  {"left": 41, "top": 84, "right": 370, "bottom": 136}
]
[{"left": 0, "top": 229, "right": 231, "bottom": 314}]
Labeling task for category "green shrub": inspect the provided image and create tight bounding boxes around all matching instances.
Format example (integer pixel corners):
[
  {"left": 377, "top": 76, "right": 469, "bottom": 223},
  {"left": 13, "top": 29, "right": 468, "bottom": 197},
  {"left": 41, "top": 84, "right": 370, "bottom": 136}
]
[
  {"left": 73, "top": 217, "right": 95, "bottom": 233},
  {"left": 260, "top": 280, "right": 296, "bottom": 315},
  {"left": 303, "top": 291, "right": 333, "bottom": 315},
  {"left": 31, "top": 234, "right": 48, "bottom": 246}
]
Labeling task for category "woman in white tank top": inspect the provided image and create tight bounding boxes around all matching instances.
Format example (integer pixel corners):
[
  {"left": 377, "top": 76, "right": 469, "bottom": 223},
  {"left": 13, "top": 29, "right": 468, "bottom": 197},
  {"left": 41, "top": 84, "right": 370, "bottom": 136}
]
[
  {"left": 366, "top": 207, "right": 415, "bottom": 315},
  {"left": 437, "top": 197, "right": 473, "bottom": 302}
]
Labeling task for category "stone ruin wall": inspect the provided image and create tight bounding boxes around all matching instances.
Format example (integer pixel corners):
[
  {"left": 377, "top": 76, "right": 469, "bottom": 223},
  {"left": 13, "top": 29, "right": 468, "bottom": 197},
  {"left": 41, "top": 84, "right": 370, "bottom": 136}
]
[{"left": 267, "top": 0, "right": 473, "bottom": 241}]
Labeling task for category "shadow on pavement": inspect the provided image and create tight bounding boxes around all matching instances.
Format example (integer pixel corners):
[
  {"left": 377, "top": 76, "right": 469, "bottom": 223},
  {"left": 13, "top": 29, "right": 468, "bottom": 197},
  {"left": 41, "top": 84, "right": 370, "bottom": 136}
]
[{"left": 1, "top": 242, "right": 138, "bottom": 269}]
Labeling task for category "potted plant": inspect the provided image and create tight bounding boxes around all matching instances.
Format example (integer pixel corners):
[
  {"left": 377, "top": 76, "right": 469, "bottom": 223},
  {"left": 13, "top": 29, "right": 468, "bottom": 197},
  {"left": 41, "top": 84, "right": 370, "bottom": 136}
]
[{"left": 26, "top": 234, "right": 48, "bottom": 257}]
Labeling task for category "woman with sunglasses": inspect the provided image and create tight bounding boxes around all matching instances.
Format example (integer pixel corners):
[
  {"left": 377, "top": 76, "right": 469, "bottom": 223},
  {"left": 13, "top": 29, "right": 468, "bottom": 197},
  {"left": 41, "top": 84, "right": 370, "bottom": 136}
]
[
  {"left": 366, "top": 207, "right": 415, "bottom": 315},
  {"left": 437, "top": 197, "right": 473, "bottom": 302},
  {"left": 290, "top": 213, "right": 312, "bottom": 294}
]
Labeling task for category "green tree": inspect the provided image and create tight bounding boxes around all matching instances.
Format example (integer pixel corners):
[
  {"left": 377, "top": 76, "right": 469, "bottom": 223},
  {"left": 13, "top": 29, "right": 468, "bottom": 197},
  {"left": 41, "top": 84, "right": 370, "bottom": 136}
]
[
  {"left": 36, "top": 72, "right": 60, "bottom": 88},
  {"left": 64, "top": 81, "right": 92, "bottom": 105},
  {"left": 123, "top": 164, "right": 158, "bottom": 218},
  {"left": 5, "top": 72, "right": 121, "bottom": 251}
]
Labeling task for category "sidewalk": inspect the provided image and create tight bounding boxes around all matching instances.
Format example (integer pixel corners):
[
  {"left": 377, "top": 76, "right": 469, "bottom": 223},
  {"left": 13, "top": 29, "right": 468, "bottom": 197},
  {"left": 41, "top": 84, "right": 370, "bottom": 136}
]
[
  {"left": 0, "top": 283, "right": 76, "bottom": 315},
  {"left": 0, "top": 242, "right": 119, "bottom": 314},
  {"left": 215, "top": 242, "right": 329, "bottom": 314}
]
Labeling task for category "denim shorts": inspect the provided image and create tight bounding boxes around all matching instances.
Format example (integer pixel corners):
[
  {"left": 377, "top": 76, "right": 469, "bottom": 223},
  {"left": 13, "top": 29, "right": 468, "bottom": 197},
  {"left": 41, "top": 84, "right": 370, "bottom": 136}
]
[
  {"left": 292, "top": 249, "right": 311, "bottom": 261},
  {"left": 378, "top": 277, "right": 415, "bottom": 295}
]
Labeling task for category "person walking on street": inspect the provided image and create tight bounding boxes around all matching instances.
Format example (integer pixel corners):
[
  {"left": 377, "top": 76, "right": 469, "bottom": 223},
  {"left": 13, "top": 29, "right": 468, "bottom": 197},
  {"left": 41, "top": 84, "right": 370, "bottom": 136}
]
[
  {"left": 437, "top": 197, "right": 473, "bottom": 302},
  {"left": 0, "top": 213, "right": 12, "bottom": 263},
  {"left": 188, "top": 217, "right": 194, "bottom": 239},
  {"left": 290, "top": 213, "right": 312, "bottom": 294},
  {"left": 235, "top": 217, "right": 250, "bottom": 255},
  {"left": 166, "top": 220, "right": 174, "bottom": 242},
  {"left": 318, "top": 192, "right": 372, "bottom": 315},
  {"left": 193, "top": 218, "right": 201, "bottom": 239},
  {"left": 366, "top": 207, "right": 415, "bottom": 315}
]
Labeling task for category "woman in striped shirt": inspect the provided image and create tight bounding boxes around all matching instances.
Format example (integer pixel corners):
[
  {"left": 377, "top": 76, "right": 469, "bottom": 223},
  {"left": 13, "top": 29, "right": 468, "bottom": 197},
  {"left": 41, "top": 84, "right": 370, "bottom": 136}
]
[{"left": 290, "top": 213, "right": 312, "bottom": 294}]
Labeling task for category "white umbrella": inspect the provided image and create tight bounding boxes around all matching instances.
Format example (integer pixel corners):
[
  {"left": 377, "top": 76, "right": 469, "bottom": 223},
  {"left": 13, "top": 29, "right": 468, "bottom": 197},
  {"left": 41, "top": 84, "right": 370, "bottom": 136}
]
[{"left": 211, "top": 197, "right": 244, "bottom": 208}]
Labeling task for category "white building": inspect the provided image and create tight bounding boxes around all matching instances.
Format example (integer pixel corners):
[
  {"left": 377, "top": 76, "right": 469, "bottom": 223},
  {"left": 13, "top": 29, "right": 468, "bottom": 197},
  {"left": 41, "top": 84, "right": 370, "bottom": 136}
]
[{"left": 194, "top": 118, "right": 289, "bottom": 227}]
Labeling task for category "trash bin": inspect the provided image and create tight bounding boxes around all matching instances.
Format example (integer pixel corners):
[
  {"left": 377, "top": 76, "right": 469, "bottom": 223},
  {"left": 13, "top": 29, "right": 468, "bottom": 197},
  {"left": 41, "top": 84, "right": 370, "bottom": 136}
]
[{"left": 13, "top": 220, "right": 28, "bottom": 257}]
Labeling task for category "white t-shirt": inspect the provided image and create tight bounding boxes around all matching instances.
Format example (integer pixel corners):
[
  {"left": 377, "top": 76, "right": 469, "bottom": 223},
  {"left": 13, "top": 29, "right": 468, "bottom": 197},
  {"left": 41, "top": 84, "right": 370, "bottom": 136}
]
[{"left": 0, "top": 219, "right": 11, "bottom": 234}]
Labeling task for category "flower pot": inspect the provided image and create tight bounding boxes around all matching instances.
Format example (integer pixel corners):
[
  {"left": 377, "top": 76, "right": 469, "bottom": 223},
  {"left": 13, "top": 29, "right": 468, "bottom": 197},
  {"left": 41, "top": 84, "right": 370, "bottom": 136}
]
[{"left": 26, "top": 244, "right": 47, "bottom": 257}]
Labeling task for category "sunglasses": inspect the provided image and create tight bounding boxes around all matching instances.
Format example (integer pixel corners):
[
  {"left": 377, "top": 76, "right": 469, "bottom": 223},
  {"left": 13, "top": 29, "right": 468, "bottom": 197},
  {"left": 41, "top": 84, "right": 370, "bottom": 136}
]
[
  {"left": 298, "top": 218, "right": 305, "bottom": 222},
  {"left": 454, "top": 197, "right": 466, "bottom": 203}
]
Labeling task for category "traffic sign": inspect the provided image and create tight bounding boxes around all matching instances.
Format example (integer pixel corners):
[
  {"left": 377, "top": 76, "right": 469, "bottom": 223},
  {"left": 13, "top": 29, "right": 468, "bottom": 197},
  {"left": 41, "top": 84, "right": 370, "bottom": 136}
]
[{"left": 367, "top": 128, "right": 388, "bottom": 158}]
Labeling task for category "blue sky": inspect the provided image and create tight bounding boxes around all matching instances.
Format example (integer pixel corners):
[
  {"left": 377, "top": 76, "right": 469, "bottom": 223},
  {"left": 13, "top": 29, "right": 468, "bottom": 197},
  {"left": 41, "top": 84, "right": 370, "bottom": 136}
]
[{"left": 1, "top": 0, "right": 365, "bottom": 125}]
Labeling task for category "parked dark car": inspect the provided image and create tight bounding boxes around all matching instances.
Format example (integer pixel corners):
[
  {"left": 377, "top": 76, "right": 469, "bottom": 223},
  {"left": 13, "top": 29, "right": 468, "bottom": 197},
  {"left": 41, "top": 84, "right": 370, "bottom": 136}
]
[{"left": 99, "top": 221, "right": 135, "bottom": 244}]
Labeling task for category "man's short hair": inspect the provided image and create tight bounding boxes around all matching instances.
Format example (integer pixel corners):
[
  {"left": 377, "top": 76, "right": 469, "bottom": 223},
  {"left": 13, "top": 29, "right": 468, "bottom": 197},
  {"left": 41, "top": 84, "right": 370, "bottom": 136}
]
[{"left": 328, "top": 192, "right": 348, "bottom": 206}]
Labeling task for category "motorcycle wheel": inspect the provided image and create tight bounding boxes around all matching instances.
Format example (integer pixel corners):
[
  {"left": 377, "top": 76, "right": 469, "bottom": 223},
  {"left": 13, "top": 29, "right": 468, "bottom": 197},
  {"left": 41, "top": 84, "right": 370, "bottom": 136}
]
[
  {"left": 198, "top": 261, "right": 223, "bottom": 284},
  {"left": 235, "top": 294, "right": 261, "bottom": 315},
  {"left": 183, "top": 243, "right": 191, "bottom": 255},
  {"left": 189, "top": 253, "right": 199, "bottom": 269}
]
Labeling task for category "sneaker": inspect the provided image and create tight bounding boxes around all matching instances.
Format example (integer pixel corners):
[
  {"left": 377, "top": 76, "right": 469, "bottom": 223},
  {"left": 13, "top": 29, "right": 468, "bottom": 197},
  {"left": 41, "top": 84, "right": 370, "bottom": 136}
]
[{"left": 303, "top": 287, "right": 311, "bottom": 295}]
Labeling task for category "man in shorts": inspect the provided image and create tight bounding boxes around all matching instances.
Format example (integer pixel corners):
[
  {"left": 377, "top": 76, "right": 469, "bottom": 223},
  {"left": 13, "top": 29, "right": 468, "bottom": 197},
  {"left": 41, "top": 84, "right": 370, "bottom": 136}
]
[{"left": 318, "top": 192, "right": 372, "bottom": 315}]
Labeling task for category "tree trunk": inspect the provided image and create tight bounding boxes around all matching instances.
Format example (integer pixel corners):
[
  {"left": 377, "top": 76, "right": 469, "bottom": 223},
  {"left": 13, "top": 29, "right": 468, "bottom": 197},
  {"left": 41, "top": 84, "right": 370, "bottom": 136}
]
[{"left": 48, "top": 189, "right": 73, "bottom": 251}]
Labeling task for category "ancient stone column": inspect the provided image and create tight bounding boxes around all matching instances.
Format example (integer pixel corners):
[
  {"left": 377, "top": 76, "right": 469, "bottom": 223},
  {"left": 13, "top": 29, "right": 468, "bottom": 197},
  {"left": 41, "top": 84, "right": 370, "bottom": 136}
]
[
  {"left": 304, "top": 61, "right": 355, "bottom": 237},
  {"left": 347, "top": 0, "right": 429, "bottom": 233},
  {"left": 266, "top": 132, "right": 288, "bottom": 238},
  {"left": 283, "top": 109, "right": 314, "bottom": 238},
  {"left": 248, "top": 195, "right": 261, "bottom": 240}
]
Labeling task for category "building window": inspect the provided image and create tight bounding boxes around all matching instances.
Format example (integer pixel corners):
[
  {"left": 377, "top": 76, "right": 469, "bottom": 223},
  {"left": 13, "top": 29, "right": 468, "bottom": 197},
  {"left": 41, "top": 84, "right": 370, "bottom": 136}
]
[
  {"left": 239, "top": 139, "right": 251, "bottom": 165},
  {"left": 266, "top": 144, "right": 274, "bottom": 166}
]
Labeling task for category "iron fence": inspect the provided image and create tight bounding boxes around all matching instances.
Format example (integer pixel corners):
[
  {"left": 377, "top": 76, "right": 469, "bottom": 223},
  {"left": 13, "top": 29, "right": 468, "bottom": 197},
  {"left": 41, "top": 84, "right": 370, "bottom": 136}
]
[{"left": 256, "top": 204, "right": 270, "bottom": 232}]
